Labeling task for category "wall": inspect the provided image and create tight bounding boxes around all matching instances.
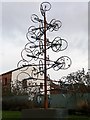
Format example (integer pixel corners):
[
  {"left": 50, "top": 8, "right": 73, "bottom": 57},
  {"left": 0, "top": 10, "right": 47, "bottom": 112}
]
[
  {"left": 12, "top": 66, "right": 50, "bottom": 96},
  {"left": 0, "top": 72, "right": 12, "bottom": 96}
]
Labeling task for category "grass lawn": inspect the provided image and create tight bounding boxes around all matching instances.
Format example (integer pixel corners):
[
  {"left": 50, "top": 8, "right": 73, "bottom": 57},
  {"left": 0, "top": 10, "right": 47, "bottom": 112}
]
[
  {"left": 2, "top": 111, "right": 21, "bottom": 119},
  {"left": 1, "top": 111, "right": 90, "bottom": 120},
  {"left": 68, "top": 115, "right": 90, "bottom": 120}
]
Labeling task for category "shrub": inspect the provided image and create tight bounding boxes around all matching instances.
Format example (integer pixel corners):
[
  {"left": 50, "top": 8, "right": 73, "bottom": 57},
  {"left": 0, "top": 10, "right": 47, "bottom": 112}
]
[{"left": 2, "top": 96, "right": 36, "bottom": 111}]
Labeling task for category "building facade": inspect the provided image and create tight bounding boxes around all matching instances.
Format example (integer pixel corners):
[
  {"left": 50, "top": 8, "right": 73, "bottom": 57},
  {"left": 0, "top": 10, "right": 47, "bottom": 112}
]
[
  {"left": 0, "top": 66, "right": 50, "bottom": 98},
  {"left": 0, "top": 71, "right": 12, "bottom": 96}
]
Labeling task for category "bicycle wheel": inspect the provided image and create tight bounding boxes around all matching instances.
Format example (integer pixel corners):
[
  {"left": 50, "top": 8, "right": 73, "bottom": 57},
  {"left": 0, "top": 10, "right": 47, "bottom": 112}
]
[
  {"left": 31, "top": 14, "right": 39, "bottom": 23},
  {"left": 53, "top": 20, "right": 62, "bottom": 31},
  {"left": 17, "top": 60, "right": 29, "bottom": 71},
  {"left": 28, "top": 26, "right": 36, "bottom": 35},
  {"left": 51, "top": 37, "right": 62, "bottom": 52},
  {"left": 53, "top": 56, "right": 72, "bottom": 70},
  {"left": 49, "top": 19, "right": 56, "bottom": 32},
  {"left": 24, "top": 42, "right": 36, "bottom": 52},
  {"left": 40, "top": 2, "right": 51, "bottom": 16},
  {"left": 26, "top": 31, "right": 36, "bottom": 43},
  {"left": 40, "top": 2, "right": 51, "bottom": 11},
  {"left": 59, "top": 56, "right": 72, "bottom": 70},
  {"left": 21, "top": 48, "right": 33, "bottom": 62}
]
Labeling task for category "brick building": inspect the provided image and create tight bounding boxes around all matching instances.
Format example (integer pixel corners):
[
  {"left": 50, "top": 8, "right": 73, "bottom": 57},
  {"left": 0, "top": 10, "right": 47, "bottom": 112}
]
[{"left": 0, "top": 71, "right": 12, "bottom": 96}]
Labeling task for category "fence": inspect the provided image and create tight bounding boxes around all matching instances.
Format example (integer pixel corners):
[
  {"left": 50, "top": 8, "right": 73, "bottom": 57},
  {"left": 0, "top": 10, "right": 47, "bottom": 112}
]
[
  {"left": 50, "top": 93, "right": 90, "bottom": 109},
  {"left": 2, "top": 93, "right": 90, "bottom": 110}
]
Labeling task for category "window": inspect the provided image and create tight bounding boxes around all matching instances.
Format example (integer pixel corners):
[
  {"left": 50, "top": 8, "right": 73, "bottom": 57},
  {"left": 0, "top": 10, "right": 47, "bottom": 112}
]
[
  {"left": 22, "top": 80, "right": 27, "bottom": 88},
  {"left": 40, "top": 83, "right": 43, "bottom": 89},
  {"left": 4, "top": 78, "right": 7, "bottom": 86}
]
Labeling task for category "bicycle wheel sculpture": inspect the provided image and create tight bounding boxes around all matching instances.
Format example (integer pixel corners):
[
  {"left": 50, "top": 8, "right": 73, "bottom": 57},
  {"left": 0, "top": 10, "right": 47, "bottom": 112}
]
[{"left": 16, "top": 2, "right": 72, "bottom": 106}]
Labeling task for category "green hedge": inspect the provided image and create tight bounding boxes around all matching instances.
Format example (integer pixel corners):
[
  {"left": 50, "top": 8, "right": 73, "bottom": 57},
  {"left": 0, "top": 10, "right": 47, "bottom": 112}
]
[{"left": 2, "top": 95, "right": 36, "bottom": 111}]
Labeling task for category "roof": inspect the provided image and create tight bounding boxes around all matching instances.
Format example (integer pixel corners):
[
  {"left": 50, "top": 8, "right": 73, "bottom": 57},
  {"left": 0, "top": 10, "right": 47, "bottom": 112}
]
[{"left": 0, "top": 65, "right": 31, "bottom": 75}]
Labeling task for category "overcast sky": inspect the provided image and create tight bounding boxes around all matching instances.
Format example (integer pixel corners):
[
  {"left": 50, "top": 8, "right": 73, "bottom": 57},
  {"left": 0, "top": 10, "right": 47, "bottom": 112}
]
[{"left": 0, "top": 1, "right": 88, "bottom": 80}]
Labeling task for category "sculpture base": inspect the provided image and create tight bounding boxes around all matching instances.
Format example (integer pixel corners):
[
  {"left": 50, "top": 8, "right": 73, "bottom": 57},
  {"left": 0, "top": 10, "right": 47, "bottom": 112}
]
[{"left": 22, "top": 108, "right": 68, "bottom": 119}]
